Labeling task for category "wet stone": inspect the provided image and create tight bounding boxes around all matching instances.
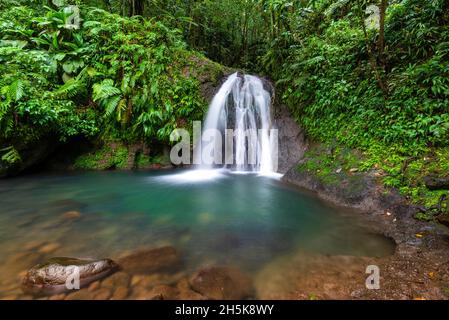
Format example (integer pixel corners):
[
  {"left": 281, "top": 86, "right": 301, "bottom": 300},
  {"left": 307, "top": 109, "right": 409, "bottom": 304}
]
[
  {"left": 189, "top": 266, "right": 254, "bottom": 300},
  {"left": 38, "top": 242, "right": 61, "bottom": 254},
  {"left": 22, "top": 257, "right": 118, "bottom": 296},
  {"left": 101, "top": 271, "right": 130, "bottom": 289},
  {"left": 93, "top": 288, "right": 111, "bottom": 300},
  {"left": 111, "top": 287, "right": 129, "bottom": 300},
  {"left": 48, "top": 293, "right": 66, "bottom": 300},
  {"left": 87, "top": 281, "right": 100, "bottom": 292},
  {"left": 65, "top": 289, "right": 94, "bottom": 300},
  {"left": 117, "top": 246, "right": 181, "bottom": 274},
  {"left": 61, "top": 211, "right": 82, "bottom": 221}
]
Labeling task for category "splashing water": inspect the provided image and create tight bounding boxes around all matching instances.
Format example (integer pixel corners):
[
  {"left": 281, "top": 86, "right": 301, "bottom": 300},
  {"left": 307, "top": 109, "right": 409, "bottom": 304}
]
[{"left": 197, "top": 72, "right": 277, "bottom": 174}]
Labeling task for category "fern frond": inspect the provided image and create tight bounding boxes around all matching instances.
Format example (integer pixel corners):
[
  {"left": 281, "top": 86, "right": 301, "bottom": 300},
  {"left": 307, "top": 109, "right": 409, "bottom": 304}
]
[
  {"left": 8, "top": 79, "right": 24, "bottom": 102},
  {"left": 53, "top": 78, "right": 85, "bottom": 98},
  {"left": 92, "top": 79, "right": 121, "bottom": 101}
]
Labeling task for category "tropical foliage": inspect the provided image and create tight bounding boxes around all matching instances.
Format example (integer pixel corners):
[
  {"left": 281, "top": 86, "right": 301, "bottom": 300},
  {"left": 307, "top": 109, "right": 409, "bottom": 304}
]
[
  {"left": 1, "top": 0, "right": 449, "bottom": 215},
  {"left": 0, "top": 0, "right": 206, "bottom": 169}
]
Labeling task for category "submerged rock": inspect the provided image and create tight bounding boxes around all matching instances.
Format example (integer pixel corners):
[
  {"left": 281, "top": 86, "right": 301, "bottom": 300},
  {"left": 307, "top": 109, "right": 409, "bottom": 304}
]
[
  {"left": 22, "top": 257, "right": 118, "bottom": 296},
  {"left": 61, "top": 211, "right": 82, "bottom": 220},
  {"left": 38, "top": 242, "right": 61, "bottom": 255},
  {"left": 111, "top": 286, "right": 129, "bottom": 300},
  {"left": 117, "top": 246, "right": 181, "bottom": 274},
  {"left": 101, "top": 271, "right": 130, "bottom": 289},
  {"left": 189, "top": 266, "right": 254, "bottom": 300}
]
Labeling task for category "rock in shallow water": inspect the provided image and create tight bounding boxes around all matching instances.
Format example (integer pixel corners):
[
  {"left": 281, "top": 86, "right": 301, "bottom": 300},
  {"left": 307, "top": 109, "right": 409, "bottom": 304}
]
[
  {"left": 189, "top": 266, "right": 254, "bottom": 300},
  {"left": 22, "top": 257, "right": 118, "bottom": 296},
  {"left": 117, "top": 246, "right": 180, "bottom": 274}
]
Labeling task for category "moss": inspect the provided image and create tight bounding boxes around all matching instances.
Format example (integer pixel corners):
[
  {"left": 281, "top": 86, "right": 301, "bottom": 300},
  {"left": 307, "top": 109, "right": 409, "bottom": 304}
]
[
  {"left": 297, "top": 145, "right": 363, "bottom": 186},
  {"left": 74, "top": 143, "right": 129, "bottom": 170},
  {"left": 299, "top": 143, "right": 449, "bottom": 221},
  {"left": 135, "top": 152, "right": 171, "bottom": 169}
]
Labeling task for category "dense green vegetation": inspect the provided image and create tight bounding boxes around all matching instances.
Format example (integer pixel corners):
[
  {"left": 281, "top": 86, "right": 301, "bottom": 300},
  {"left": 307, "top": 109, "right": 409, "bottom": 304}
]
[
  {"left": 0, "top": 0, "right": 212, "bottom": 172},
  {"left": 1, "top": 0, "right": 449, "bottom": 219}
]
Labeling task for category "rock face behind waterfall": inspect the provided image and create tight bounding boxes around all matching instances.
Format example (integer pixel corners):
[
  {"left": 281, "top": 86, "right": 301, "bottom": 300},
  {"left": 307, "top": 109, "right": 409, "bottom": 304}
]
[
  {"left": 259, "top": 77, "right": 307, "bottom": 174},
  {"left": 274, "top": 103, "right": 308, "bottom": 174}
]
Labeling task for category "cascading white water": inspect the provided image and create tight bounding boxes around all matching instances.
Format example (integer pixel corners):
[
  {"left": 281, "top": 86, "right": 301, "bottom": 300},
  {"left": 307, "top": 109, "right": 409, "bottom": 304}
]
[{"left": 197, "top": 72, "right": 277, "bottom": 174}]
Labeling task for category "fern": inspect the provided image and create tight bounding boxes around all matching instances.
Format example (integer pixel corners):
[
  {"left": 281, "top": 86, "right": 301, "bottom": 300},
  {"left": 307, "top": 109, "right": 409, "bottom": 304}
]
[
  {"left": 53, "top": 78, "right": 85, "bottom": 98},
  {"left": 92, "top": 79, "right": 121, "bottom": 101},
  {"left": 0, "top": 146, "right": 21, "bottom": 164},
  {"left": 8, "top": 79, "right": 24, "bottom": 102}
]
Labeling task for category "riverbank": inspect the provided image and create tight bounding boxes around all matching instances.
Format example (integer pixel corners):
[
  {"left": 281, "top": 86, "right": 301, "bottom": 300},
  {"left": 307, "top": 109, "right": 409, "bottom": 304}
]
[{"left": 281, "top": 145, "right": 449, "bottom": 299}]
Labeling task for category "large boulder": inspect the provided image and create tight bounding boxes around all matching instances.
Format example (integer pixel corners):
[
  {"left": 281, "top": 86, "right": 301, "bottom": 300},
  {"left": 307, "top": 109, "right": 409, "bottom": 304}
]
[
  {"left": 189, "top": 266, "right": 254, "bottom": 300},
  {"left": 117, "top": 246, "right": 181, "bottom": 274},
  {"left": 22, "top": 257, "right": 118, "bottom": 296}
]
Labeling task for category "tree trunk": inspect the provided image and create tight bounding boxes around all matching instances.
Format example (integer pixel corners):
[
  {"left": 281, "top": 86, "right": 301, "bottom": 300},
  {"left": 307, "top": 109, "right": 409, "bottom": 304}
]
[
  {"left": 135, "top": 0, "right": 144, "bottom": 16},
  {"left": 358, "top": 0, "right": 388, "bottom": 94},
  {"left": 378, "top": 0, "right": 387, "bottom": 55}
]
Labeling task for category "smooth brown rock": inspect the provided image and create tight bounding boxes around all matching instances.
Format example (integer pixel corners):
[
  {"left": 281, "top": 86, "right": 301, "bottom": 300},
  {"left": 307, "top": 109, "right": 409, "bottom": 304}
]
[
  {"left": 23, "top": 240, "right": 47, "bottom": 251},
  {"left": 111, "top": 287, "right": 129, "bottom": 300},
  {"left": 145, "top": 285, "right": 178, "bottom": 300},
  {"left": 7, "top": 252, "right": 42, "bottom": 271},
  {"left": 117, "top": 246, "right": 180, "bottom": 274},
  {"left": 131, "top": 287, "right": 153, "bottom": 300},
  {"left": 93, "top": 288, "right": 111, "bottom": 300},
  {"left": 131, "top": 275, "right": 144, "bottom": 286},
  {"left": 101, "top": 271, "right": 130, "bottom": 289},
  {"left": 61, "top": 211, "right": 81, "bottom": 220},
  {"left": 176, "top": 278, "right": 205, "bottom": 300},
  {"left": 189, "top": 266, "right": 254, "bottom": 300},
  {"left": 38, "top": 242, "right": 61, "bottom": 254},
  {"left": 65, "top": 289, "right": 94, "bottom": 300},
  {"left": 138, "top": 274, "right": 162, "bottom": 288},
  {"left": 87, "top": 281, "right": 100, "bottom": 292},
  {"left": 0, "top": 295, "right": 18, "bottom": 300},
  {"left": 48, "top": 293, "right": 66, "bottom": 300}
]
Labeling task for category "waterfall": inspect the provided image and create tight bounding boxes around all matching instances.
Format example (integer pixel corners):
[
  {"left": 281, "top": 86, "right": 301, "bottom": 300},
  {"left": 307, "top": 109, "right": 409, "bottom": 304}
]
[{"left": 197, "top": 72, "right": 277, "bottom": 174}]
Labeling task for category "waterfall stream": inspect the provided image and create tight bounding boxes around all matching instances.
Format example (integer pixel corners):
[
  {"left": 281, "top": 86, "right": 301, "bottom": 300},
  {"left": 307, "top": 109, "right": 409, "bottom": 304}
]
[{"left": 197, "top": 72, "right": 277, "bottom": 174}]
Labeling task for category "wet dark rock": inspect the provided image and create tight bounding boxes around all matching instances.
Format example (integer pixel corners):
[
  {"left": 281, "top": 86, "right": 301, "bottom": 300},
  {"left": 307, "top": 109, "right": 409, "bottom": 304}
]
[
  {"left": 189, "top": 266, "right": 254, "bottom": 300},
  {"left": 0, "top": 138, "right": 56, "bottom": 178},
  {"left": 22, "top": 257, "right": 118, "bottom": 296},
  {"left": 424, "top": 176, "right": 449, "bottom": 190},
  {"left": 117, "top": 246, "right": 181, "bottom": 274},
  {"left": 437, "top": 215, "right": 449, "bottom": 229},
  {"left": 283, "top": 162, "right": 380, "bottom": 211},
  {"left": 274, "top": 104, "right": 308, "bottom": 174}
]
